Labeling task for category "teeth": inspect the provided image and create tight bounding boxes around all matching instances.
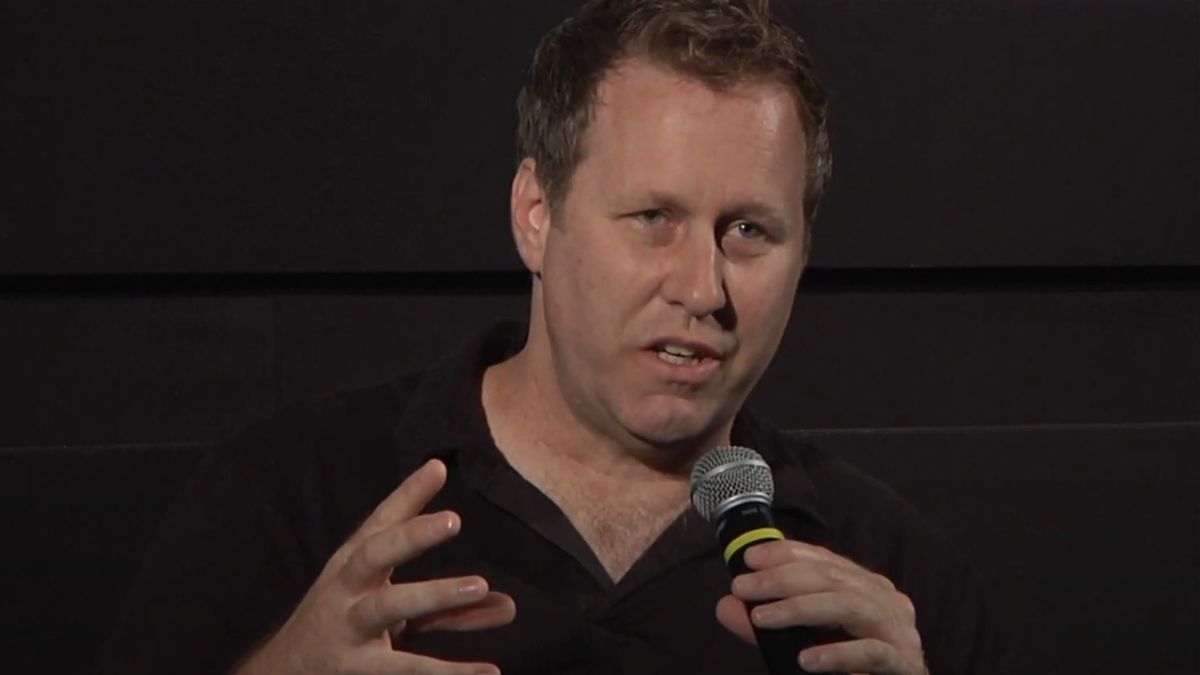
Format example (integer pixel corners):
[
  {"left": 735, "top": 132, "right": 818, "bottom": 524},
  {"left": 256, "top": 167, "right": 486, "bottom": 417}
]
[
  {"left": 661, "top": 344, "right": 696, "bottom": 357},
  {"left": 656, "top": 346, "right": 701, "bottom": 365},
  {"left": 657, "top": 351, "right": 698, "bottom": 365}
]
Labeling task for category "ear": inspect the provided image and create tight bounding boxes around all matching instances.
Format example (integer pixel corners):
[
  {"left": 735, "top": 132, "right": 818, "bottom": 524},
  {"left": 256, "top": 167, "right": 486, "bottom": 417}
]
[{"left": 510, "top": 158, "right": 553, "bottom": 275}]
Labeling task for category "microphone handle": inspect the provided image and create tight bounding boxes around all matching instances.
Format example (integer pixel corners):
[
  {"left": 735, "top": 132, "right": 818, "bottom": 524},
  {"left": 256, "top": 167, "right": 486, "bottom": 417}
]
[{"left": 717, "top": 502, "right": 845, "bottom": 675}]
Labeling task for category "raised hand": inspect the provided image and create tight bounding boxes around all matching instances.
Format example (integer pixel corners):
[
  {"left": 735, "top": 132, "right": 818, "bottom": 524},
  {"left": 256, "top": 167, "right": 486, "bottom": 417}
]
[{"left": 234, "top": 459, "right": 516, "bottom": 675}]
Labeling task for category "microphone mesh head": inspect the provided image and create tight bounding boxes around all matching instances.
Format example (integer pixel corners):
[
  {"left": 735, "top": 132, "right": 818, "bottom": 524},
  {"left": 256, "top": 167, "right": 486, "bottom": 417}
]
[{"left": 690, "top": 445, "right": 774, "bottom": 522}]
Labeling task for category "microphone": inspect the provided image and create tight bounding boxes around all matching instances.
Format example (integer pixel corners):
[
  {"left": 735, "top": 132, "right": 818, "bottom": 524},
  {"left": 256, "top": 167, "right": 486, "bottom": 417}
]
[{"left": 690, "top": 445, "right": 840, "bottom": 675}]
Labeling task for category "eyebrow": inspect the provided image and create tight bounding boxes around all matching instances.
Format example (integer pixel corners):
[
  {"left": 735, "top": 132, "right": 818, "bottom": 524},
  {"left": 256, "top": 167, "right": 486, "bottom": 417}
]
[
  {"left": 723, "top": 200, "right": 791, "bottom": 227},
  {"left": 640, "top": 190, "right": 792, "bottom": 228}
]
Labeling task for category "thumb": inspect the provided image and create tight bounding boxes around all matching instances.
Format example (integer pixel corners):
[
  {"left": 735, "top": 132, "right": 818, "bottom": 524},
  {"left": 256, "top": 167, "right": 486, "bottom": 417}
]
[{"left": 715, "top": 594, "right": 757, "bottom": 645}]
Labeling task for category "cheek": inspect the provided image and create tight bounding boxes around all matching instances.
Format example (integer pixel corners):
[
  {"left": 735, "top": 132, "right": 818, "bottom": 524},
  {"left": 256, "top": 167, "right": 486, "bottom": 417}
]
[
  {"left": 559, "top": 236, "right": 655, "bottom": 311},
  {"left": 544, "top": 236, "right": 637, "bottom": 344},
  {"left": 730, "top": 263, "right": 800, "bottom": 343},
  {"left": 743, "top": 298, "right": 793, "bottom": 349}
]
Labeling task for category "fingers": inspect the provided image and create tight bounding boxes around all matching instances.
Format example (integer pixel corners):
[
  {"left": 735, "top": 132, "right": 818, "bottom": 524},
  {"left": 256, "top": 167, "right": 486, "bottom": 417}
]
[
  {"left": 350, "top": 649, "right": 501, "bottom": 675},
  {"left": 249, "top": 460, "right": 512, "bottom": 675},
  {"left": 732, "top": 541, "right": 914, "bottom": 645},
  {"left": 723, "top": 539, "right": 926, "bottom": 674},
  {"left": 354, "top": 459, "right": 450, "bottom": 543},
  {"left": 348, "top": 575, "right": 493, "bottom": 638},
  {"left": 341, "top": 510, "right": 461, "bottom": 590},
  {"left": 744, "top": 540, "right": 895, "bottom": 592},
  {"left": 714, "top": 594, "right": 756, "bottom": 645},
  {"left": 717, "top": 593, "right": 924, "bottom": 674},
  {"left": 411, "top": 591, "right": 517, "bottom": 633},
  {"left": 748, "top": 590, "right": 920, "bottom": 649},
  {"left": 798, "top": 638, "right": 926, "bottom": 675},
  {"left": 732, "top": 555, "right": 882, "bottom": 602}
]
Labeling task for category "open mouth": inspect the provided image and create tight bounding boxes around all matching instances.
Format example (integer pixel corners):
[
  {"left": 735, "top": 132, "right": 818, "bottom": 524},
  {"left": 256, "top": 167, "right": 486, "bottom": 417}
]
[
  {"left": 651, "top": 342, "right": 718, "bottom": 366},
  {"left": 656, "top": 347, "right": 701, "bottom": 365}
]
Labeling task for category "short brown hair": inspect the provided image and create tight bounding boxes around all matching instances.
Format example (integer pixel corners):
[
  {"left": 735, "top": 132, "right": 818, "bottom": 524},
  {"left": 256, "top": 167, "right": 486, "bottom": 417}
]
[{"left": 516, "top": 0, "right": 832, "bottom": 226}]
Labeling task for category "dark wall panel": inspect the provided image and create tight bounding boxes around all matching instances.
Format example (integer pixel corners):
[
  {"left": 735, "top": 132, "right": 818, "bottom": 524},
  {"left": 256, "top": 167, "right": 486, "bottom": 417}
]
[
  {"left": 5, "top": 0, "right": 1196, "bottom": 274},
  {"left": 0, "top": 296, "right": 277, "bottom": 446},
  {"left": 272, "top": 288, "right": 1200, "bottom": 431},
  {"left": 753, "top": 287, "right": 1200, "bottom": 428},
  {"left": 274, "top": 292, "right": 530, "bottom": 403},
  {"left": 4, "top": 288, "right": 1193, "bottom": 448},
  {"left": 785, "top": 0, "right": 1200, "bottom": 269}
]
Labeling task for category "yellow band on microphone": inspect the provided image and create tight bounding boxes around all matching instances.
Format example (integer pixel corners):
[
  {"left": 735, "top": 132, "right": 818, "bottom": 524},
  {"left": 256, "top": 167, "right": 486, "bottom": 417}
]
[{"left": 723, "top": 527, "right": 784, "bottom": 563}]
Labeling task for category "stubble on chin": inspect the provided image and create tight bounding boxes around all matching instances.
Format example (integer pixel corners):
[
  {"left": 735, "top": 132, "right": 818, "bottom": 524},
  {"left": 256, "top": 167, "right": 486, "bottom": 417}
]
[{"left": 619, "top": 394, "right": 732, "bottom": 457}]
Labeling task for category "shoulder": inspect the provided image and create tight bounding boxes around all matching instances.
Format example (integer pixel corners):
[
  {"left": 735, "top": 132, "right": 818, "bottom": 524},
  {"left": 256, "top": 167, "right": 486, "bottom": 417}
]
[
  {"left": 777, "top": 430, "right": 971, "bottom": 590},
  {"left": 95, "top": 371, "right": 436, "bottom": 675},
  {"left": 799, "top": 438, "right": 934, "bottom": 550},
  {"left": 190, "top": 371, "right": 434, "bottom": 562},
  {"left": 771, "top": 430, "right": 1007, "bottom": 673},
  {"left": 216, "top": 371, "right": 427, "bottom": 482}
]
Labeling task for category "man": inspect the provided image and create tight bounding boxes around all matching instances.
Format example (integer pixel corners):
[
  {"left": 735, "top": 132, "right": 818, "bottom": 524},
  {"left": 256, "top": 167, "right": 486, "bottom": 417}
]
[{"left": 97, "top": 1, "right": 1001, "bottom": 673}]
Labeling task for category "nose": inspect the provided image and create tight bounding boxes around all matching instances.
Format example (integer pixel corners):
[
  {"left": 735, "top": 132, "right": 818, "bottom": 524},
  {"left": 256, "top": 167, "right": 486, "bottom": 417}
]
[{"left": 660, "top": 226, "right": 727, "bottom": 318}]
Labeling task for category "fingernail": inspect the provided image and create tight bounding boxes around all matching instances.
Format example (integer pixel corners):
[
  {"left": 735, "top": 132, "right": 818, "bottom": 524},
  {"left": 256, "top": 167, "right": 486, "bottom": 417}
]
[
  {"left": 429, "top": 512, "right": 456, "bottom": 535},
  {"left": 731, "top": 575, "right": 757, "bottom": 595},
  {"left": 799, "top": 649, "right": 822, "bottom": 669},
  {"left": 751, "top": 605, "right": 781, "bottom": 626},
  {"left": 458, "top": 578, "right": 486, "bottom": 596},
  {"left": 744, "top": 546, "right": 766, "bottom": 566}
]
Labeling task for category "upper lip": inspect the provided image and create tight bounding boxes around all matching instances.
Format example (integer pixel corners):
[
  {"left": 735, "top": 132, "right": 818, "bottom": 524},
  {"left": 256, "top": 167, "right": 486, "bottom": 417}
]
[{"left": 646, "top": 337, "right": 729, "bottom": 360}]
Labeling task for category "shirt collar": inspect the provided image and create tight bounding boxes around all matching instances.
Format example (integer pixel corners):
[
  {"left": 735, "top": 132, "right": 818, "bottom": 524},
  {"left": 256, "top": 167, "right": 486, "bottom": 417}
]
[
  {"left": 731, "top": 406, "right": 831, "bottom": 532},
  {"left": 392, "top": 321, "right": 829, "bottom": 531}
]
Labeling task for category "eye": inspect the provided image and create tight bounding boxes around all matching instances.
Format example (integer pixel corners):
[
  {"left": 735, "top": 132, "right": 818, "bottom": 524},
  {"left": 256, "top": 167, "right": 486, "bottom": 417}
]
[
  {"left": 635, "top": 209, "right": 669, "bottom": 227},
  {"left": 729, "top": 220, "right": 766, "bottom": 239}
]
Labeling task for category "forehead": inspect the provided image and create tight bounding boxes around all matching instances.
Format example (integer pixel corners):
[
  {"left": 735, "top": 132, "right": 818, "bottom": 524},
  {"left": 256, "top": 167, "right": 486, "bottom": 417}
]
[{"left": 572, "top": 59, "right": 808, "bottom": 214}]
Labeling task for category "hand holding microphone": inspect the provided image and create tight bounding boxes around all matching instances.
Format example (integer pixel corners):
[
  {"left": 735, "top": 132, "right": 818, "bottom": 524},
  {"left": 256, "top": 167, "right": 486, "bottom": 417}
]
[{"left": 691, "top": 447, "right": 928, "bottom": 675}]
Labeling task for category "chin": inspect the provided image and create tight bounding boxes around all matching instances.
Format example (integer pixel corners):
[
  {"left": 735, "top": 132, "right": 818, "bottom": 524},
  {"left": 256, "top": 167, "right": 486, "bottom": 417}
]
[{"left": 622, "top": 397, "right": 726, "bottom": 450}]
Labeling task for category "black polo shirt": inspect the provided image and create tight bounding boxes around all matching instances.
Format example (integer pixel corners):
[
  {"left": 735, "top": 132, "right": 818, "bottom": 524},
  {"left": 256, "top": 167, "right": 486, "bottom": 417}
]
[{"left": 96, "top": 322, "right": 1005, "bottom": 675}]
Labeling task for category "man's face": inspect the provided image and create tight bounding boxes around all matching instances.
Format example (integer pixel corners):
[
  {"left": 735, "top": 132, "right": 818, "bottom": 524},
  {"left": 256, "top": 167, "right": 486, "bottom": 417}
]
[{"left": 532, "top": 59, "right": 810, "bottom": 451}]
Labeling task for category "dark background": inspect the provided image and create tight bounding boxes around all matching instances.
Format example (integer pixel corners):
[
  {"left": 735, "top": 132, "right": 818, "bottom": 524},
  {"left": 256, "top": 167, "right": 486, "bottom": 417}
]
[{"left": 2, "top": 1, "right": 1197, "bottom": 673}]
